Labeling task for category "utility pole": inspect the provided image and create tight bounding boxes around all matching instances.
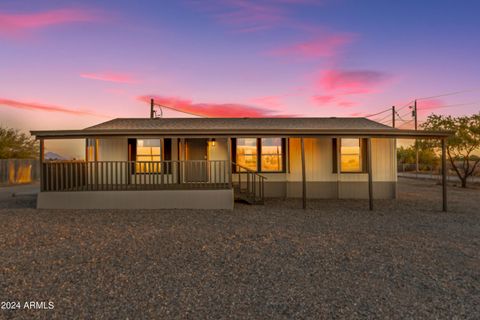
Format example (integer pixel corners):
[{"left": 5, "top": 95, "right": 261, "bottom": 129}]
[
  {"left": 413, "top": 99, "right": 419, "bottom": 173},
  {"left": 414, "top": 100, "right": 418, "bottom": 131},
  {"left": 392, "top": 105, "right": 396, "bottom": 128},
  {"left": 150, "top": 98, "right": 154, "bottom": 119}
]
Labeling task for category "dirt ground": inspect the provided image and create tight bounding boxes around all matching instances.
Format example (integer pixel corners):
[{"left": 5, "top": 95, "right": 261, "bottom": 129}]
[{"left": 0, "top": 178, "right": 479, "bottom": 319}]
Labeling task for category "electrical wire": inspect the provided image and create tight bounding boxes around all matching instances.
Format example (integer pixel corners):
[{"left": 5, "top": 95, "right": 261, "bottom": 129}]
[
  {"left": 364, "top": 108, "right": 391, "bottom": 118},
  {"left": 417, "top": 101, "right": 480, "bottom": 110},
  {"left": 417, "top": 88, "right": 480, "bottom": 101},
  {"left": 153, "top": 103, "right": 206, "bottom": 118}
]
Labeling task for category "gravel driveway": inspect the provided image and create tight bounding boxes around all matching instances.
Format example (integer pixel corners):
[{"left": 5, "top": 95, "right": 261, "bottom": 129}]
[{"left": 0, "top": 178, "right": 479, "bottom": 319}]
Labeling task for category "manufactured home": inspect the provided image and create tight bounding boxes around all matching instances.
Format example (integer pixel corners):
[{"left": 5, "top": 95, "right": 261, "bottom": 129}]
[{"left": 31, "top": 117, "right": 450, "bottom": 210}]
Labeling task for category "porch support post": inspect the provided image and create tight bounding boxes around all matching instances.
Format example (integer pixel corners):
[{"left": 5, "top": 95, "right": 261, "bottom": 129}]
[
  {"left": 227, "top": 137, "right": 232, "bottom": 188},
  {"left": 367, "top": 138, "right": 373, "bottom": 211},
  {"left": 442, "top": 138, "right": 447, "bottom": 212},
  {"left": 301, "top": 138, "right": 306, "bottom": 209},
  {"left": 336, "top": 136, "right": 341, "bottom": 199},
  {"left": 39, "top": 139, "right": 44, "bottom": 191}
]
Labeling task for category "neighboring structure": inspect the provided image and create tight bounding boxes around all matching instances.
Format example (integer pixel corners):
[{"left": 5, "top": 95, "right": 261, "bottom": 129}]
[{"left": 31, "top": 117, "right": 450, "bottom": 210}]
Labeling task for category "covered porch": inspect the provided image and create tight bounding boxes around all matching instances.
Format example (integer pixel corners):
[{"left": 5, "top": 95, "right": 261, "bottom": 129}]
[{"left": 32, "top": 117, "right": 451, "bottom": 211}]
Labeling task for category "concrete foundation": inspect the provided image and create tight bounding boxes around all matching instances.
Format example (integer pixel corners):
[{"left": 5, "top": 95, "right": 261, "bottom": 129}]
[{"left": 37, "top": 189, "right": 234, "bottom": 210}]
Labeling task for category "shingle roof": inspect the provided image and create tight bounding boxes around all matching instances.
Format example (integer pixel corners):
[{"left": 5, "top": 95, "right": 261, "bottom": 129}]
[
  {"left": 85, "top": 117, "right": 392, "bottom": 131},
  {"left": 31, "top": 117, "right": 452, "bottom": 139}
]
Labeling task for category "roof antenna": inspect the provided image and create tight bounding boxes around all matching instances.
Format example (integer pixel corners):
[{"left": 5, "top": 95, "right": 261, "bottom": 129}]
[
  {"left": 150, "top": 98, "right": 163, "bottom": 118},
  {"left": 150, "top": 98, "right": 154, "bottom": 118}
]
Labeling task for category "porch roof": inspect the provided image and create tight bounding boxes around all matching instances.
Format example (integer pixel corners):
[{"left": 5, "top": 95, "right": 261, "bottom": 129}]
[{"left": 31, "top": 117, "right": 452, "bottom": 139}]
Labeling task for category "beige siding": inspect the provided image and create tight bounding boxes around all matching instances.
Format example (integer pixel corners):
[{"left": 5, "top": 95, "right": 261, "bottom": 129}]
[
  {"left": 371, "top": 138, "right": 397, "bottom": 182},
  {"left": 287, "top": 138, "right": 336, "bottom": 182},
  {"left": 97, "top": 138, "right": 128, "bottom": 161},
  {"left": 95, "top": 137, "right": 396, "bottom": 187},
  {"left": 208, "top": 138, "right": 228, "bottom": 161},
  {"left": 287, "top": 137, "right": 396, "bottom": 183}
]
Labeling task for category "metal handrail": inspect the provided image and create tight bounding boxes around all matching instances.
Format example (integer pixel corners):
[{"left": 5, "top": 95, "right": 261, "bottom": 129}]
[
  {"left": 231, "top": 161, "right": 266, "bottom": 204},
  {"left": 231, "top": 162, "right": 267, "bottom": 179}
]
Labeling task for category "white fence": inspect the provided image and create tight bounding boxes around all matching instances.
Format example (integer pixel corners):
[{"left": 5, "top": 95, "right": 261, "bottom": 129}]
[{"left": 0, "top": 159, "right": 40, "bottom": 185}]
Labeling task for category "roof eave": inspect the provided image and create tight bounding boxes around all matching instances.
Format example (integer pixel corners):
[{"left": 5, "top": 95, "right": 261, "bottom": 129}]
[{"left": 30, "top": 128, "right": 453, "bottom": 139}]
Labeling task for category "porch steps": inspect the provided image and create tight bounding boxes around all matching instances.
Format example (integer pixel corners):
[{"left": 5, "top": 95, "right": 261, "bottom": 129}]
[{"left": 233, "top": 185, "right": 264, "bottom": 205}]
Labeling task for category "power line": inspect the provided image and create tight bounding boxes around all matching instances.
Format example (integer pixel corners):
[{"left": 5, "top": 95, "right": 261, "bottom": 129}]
[
  {"left": 416, "top": 88, "right": 480, "bottom": 101},
  {"left": 152, "top": 102, "right": 206, "bottom": 118},
  {"left": 396, "top": 100, "right": 415, "bottom": 112},
  {"left": 417, "top": 101, "right": 480, "bottom": 110},
  {"left": 364, "top": 108, "right": 391, "bottom": 118},
  {"left": 374, "top": 113, "right": 392, "bottom": 124}
]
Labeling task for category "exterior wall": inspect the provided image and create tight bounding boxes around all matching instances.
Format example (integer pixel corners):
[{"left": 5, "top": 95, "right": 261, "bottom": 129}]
[
  {"left": 282, "top": 138, "right": 396, "bottom": 199},
  {"left": 98, "top": 138, "right": 128, "bottom": 161},
  {"left": 38, "top": 189, "right": 234, "bottom": 210},
  {"left": 94, "top": 136, "right": 397, "bottom": 200},
  {"left": 208, "top": 138, "right": 228, "bottom": 161}
]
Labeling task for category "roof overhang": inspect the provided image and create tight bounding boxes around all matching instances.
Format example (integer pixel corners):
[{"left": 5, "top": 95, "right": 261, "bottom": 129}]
[{"left": 30, "top": 128, "right": 452, "bottom": 139}]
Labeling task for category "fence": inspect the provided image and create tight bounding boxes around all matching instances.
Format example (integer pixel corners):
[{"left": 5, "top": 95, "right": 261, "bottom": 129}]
[
  {"left": 0, "top": 159, "right": 40, "bottom": 185},
  {"left": 397, "top": 162, "right": 480, "bottom": 184}
]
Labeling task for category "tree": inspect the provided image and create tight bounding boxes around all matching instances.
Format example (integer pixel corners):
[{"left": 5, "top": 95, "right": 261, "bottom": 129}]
[
  {"left": 421, "top": 113, "right": 480, "bottom": 188},
  {"left": 0, "top": 126, "right": 38, "bottom": 159},
  {"left": 397, "top": 145, "right": 439, "bottom": 170}
]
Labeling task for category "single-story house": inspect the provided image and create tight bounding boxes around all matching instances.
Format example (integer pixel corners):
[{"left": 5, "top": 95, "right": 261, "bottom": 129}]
[{"left": 31, "top": 116, "right": 450, "bottom": 210}]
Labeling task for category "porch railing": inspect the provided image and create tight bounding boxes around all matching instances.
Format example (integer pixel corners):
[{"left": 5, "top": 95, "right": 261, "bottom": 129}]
[
  {"left": 232, "top": 162, "right": 266, "bottom": 204},
  {"left": 41, "top": 160, "right": 229, "bottom": 192}
]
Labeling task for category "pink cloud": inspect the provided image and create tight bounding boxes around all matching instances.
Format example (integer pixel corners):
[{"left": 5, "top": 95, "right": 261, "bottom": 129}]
[
  {"left": 0, "top": 97, "right": 107, "bottom": 117},
  {"left": 337, "top": 101, "right": 357, "bottom": 108},
  {"left": 312, "top": 95, "right": 335, "bottom": 105},
  {"left": 249, "top": 95, "right": 283, "bottom": 109},
  {"left": 319, "top": 69, "right": 388, "bottom": 94},
  {"left": 312, "top": 69, "right": 389, "bottom": 108},
  {"left": 348, "top": 112, "right": 365, "bottom": 117},
  {"left": 417, "top": 99, "right": 444, "bottom": 111},
  {"left": 80, "top": 72, "right": 137, "bottom": 84},
  {"left": 188, "top": 0, "right": 317, "bottom": 32},
  {"left": 0, "top": 8, "right": 98, "bottom": 38},
  {"left": 137, "top": 95, "right": 291, "bottom": 117},
  {"left": 269, "top": 33, "right": 355, "bottom": 58}
]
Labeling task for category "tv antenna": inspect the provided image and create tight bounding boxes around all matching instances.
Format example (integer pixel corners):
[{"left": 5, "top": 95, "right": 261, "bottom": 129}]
[{"left": 150, "top": 98, "right": 163, "bottom": 118}]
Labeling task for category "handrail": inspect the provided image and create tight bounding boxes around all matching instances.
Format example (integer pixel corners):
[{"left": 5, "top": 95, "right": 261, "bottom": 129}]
[
  {"left": 231, "top": 161, "right": 266, "bottom": 204},
  {"left": 41, "top": 160, "right": 229, "bottom": 192},
  {"left": 231, "top": 162, "right": 267, "bottom": 179}
]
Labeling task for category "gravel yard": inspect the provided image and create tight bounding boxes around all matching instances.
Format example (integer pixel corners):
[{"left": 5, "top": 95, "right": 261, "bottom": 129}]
[{"left": 0, "top": 178, "right": 479, "bottom": 319}]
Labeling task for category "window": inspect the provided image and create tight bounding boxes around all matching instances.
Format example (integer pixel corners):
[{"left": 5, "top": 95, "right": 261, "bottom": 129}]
[
  {"left": 340, "top": 138, "right": 362, "bottom": 172},
  {"left": 136, "top": 139, "right": 161, "bottom": 173},
  {"left": 234, "top": 138, "right": 285, "bottom": 172},
  {"left": 235, "top": 138, "right": 258, "bottom": 171},
  {"left": 261, "top": 138, "right": 283, "bottom": 172}
]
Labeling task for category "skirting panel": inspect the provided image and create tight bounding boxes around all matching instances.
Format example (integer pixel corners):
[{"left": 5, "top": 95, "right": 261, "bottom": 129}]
[
  {"left": 37, "top": 189, "right": 234, "bottom": 210},
  {"left": 268, "top": 181, "right": 397, "bottom": 199}
]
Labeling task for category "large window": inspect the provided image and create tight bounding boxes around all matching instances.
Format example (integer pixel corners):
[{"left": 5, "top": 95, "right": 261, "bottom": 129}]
[
  {"left": 236, "top": 138, "right": 258, "bottom": 171},
  {"left": 261, "top": 138, "right": 283, "bottom": 172},
  {"left": 234, "top": 138, "right": 285, "bottom": 172},
  {"left": 136, "top": 139, "right": 161, "bottom": 173},
  {"left": 340, "top": 138, "right": 362, "bottom": 172}
]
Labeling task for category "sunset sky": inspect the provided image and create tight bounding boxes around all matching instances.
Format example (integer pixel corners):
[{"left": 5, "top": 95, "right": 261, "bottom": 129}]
[{"left": 1, "top": 0, "right": 480, "bottom": 134}]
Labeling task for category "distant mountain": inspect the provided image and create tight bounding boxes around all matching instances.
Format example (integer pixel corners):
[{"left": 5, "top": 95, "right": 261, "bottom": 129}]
[{"left": 44, "top": 152, "right": 66, "bottom": 160}]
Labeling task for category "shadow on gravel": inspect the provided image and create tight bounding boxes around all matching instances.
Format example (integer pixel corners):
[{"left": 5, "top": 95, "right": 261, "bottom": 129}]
[{"left": 0, "top": 194, "right": 37, "bottom": 209}]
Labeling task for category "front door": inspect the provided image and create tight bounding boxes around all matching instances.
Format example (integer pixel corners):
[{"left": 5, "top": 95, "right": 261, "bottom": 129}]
[{"left": 185, "top": 138, "right": 208, "bottom": 182}]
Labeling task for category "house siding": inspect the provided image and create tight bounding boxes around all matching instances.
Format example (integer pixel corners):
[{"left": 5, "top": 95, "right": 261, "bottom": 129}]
[{"left": 96, "top": 137, "right": 397, "bottom": 200}]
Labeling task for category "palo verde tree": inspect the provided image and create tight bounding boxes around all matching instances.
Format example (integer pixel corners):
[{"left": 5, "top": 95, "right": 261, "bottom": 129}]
[
  {"left": 421, "top": 113, "right": 480, "bottom": 188},
  {"left": 0, "top": 126, "right": 38, "bottom": 159}
]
